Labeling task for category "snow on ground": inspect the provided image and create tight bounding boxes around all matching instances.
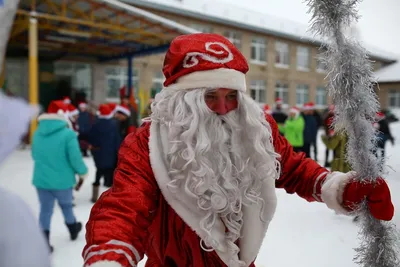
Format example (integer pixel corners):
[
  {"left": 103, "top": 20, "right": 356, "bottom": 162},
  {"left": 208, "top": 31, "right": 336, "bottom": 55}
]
[{"left": 0, "top": 125, "right": 399, "bottom": 267}]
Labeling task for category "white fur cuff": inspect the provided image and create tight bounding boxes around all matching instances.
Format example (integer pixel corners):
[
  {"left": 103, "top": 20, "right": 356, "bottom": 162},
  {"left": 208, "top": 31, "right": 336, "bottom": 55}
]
[
  {"left": 87, "top": 261, "right": 124, "bottom": 267},
  {"left": 321, "top": 171, "right": 355, "bottom": 215},
  {"left": 165, "top": 68, "right": 247, "bottom": 92}
]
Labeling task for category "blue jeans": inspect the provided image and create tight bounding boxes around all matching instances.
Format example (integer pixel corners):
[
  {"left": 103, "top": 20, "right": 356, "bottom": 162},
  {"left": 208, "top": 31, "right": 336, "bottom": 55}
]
[{"left": 36, "top": 188, "right": 76, "bottom": 231}]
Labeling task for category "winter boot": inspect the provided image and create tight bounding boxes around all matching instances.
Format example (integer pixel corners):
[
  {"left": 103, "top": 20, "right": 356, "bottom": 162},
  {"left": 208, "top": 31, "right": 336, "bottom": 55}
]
[
  {"left": 91, "top": 185, "right": 100, "bottom": 203},
  {"left": 66, "top": 221, "right": 82, "bottom": 241},
  {"left": 43, "top": 230, "right": 54, "bottom": 253}
]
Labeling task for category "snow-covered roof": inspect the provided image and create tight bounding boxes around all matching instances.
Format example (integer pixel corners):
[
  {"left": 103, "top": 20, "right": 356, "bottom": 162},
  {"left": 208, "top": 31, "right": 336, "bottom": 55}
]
[
  {"left": 375, "top": 61, "right": 400, "bottom": 83},
  {"left": 123, "top": 0, "right": 399, "bottom": 63}
]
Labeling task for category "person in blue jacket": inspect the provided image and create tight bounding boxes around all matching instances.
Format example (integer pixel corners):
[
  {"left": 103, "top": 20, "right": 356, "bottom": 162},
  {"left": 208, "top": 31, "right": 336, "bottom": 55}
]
[
  {"left": 87, "top": 104, "right": 122, "bottom": 203},
  {"left": 31, "top": 100, "right": 88, "bottom": 253}
]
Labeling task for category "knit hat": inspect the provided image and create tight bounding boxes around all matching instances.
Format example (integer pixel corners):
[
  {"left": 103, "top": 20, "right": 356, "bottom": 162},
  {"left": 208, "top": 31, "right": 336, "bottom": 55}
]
[
  {"left": 162, "top": 33, "right": 249, "bottom": 92},
  {"left": 115, "top": 104, "right": 131, "bottom": 117},
  {"left": 97, "top": 104, "right": 114, "bottom": 119},
  {"left": 48, "top": 100, "right": 69, "bottom": 115}
]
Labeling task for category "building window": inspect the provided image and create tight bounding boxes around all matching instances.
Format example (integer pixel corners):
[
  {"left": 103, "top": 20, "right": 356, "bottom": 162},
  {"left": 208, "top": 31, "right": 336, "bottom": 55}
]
[
  {"left": 275, "top": 41, "right": 290, "bottom": 67},
  {"left": 250, "top": 80, "right": 266, "bottom": 103},
  {"left": 105, "top": 66, "right": 139, "bottom": 100},
  {"left": 251, "top": 37, "right": 267, "bottom": 64},
  {"left": 296, "top": 84, "right": 309, "bottom": 105},
  {"left": 316, "top": 57, "right": 327, "bottom": 73},
  {"left": 151, "top": 71, "right": 165, "bottom": 98},
  {"left": 190, "top": 24, "right": 212, "bottom": 33},
  {"left": 297, "top": 46, "right": 310, "bottom": 71},
  {"left": 388, "top": 89, "right": 400, "bottom": 108},
  {"left": 316, "top": 86, "right": 327, "bottom": 106},
  {"left": 54, "top": 62, "right": 92, "bottom": 99},
  {"left": 224, "top": 31, "right": 241, "bottom": 48},
  {"left": 275, "top": 81, "right": 289, "bottom": 104}
]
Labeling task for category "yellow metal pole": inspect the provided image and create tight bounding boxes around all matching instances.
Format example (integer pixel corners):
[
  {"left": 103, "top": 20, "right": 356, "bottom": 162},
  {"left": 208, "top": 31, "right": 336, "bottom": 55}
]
[{"left": 29, "top": 17, "right": 39, "bottom": 143}]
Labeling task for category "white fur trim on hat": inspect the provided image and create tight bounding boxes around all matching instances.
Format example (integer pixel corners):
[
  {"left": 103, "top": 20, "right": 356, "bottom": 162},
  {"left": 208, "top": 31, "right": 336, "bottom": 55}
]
[
  {"left": 98, "top": 113, "right": 114, "bottom": 119},
  {"left": 321, "top": 171, "right": 355, "bottom": 215},
  {"left": 165, "top": 68, "right": 246, "bottom": 92},
  {"left": 115, "top": 105, "right": 131, "bottom": 116},
  {"left": 86, "top": 261, "right": 124, "bottom": 267}
]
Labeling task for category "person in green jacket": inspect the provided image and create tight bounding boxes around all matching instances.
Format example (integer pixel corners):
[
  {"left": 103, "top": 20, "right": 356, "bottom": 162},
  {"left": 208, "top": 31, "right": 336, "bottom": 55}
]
[
  {"left": 281, "top": 107, "right": 305, "bottom": 152},
  {"left": 32, "top": 100, "right": 88, "bottom": 253},
  {"left": 321, "top": 130, "right": 352, "bottom": 173}
]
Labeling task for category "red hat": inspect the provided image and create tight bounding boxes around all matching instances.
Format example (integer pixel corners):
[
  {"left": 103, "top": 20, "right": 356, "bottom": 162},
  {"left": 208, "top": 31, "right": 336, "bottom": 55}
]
[
  {"left": 289, "top": 106, "right": 300, "bottom": 115},
  {"left": 67, "top": 104, "right": 79, "bottom": 117},
  {"left": 162, "top": 33, "right": 249, "bottom": 92},
  {"left": 107, "top": 103, "right": 117, "bottom": 112},
  {"left": 303, "top": 102, "right": 315, "bottom": 110},
  {"left": 78, "top": 101, "right": 87, "bottom": 109},
  {"left": 63, "top": 96, "right": 71, "bottom": 104},
  {"left": 47, "top": 100, "right": 69, "bottom": 114},
  {"left": 376, "top": 112, "right": 385, "bottom": 120},
  {"left": 263, "top": 104, "right": 272, "bottom": 114},
  {"left": 97, "top": 104, "right": 114, "bottom": 119},
  {"left": 275, "top": 98, "right": 283, "bottom": 104},
  {"left": 115, "top": 104, "right": 131, "bottom": 117}
]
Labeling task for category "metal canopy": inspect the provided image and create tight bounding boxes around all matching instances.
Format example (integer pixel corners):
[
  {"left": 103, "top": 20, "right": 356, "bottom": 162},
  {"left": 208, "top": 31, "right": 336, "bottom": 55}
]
[{"left": 8, "top": 0, "right": 198, "bottom": 61}]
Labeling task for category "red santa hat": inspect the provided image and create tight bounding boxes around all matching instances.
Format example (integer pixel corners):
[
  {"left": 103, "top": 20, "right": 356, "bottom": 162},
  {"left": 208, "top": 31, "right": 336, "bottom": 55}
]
[
  {"left": 376, "top": 111, "right": 385, "bottom": 120},
  {"left": 48, "top": 100, "right": 69, "bottom": 115},
  {"left": 289, "top": 106, "right": 300, "bottom": 116},
  {"left": 263, "top": 104, "right": 272, "bottom": 115},
  {"left": 303, "top": 102, "right": 315, "bottom": 110},
  {"left": 97, "top": 104, "right": 114, "bottom": 119},
  {"left": 115, "top": 104, "right": 131, "bottom": 117},
  {"left": 63, "top": 96, "right": 71, "bottom": 104},
  {"left": 162, "top": 33, "right": 249, "bottom": 92},
  {"left": 78, "top": 101, "right": 87, "bottom": 109},
  {"left": 107, "top": 103, "right": 117, "bottom": 113},
  {"left": 275, "top": 98, "right": 283, "bottom": 105},
  {"left": 67, "top": 104, "right": 79, "bottom": 117}
]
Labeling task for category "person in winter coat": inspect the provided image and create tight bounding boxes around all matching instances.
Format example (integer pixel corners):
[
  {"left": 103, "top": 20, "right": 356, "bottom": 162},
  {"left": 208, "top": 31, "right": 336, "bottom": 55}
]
[
  {"left": 87, "top": 104, "right": 122, "bottom": 202},
  {"left": 374, "top": 111, "right": 395, "bottom": 162},
  {"left": 281, "top": 107, "right": 305, "bottom": 152},
  {"left": 302, "top": 102, "right": 319, "bottom": 159},
  {"left": 32, "top": 100, "right": 88, "bottom": 252},
  {"left": 0, "top": 92, "right": 52, "bottom": 267},
  {"left": 321, "top": 132, "right": 352, "bottom": 173},
  {"left": 77, "top": 101, "right": 93, "bottom": 157},
  {"left": 113, "top": 103, "right": 133, "bottom": 139},
  {"left": 272, "top": 98, "right": 288, "bottom": 135},
  {"left": 83, "top": 33, "right": 394, "bottom": 267}
]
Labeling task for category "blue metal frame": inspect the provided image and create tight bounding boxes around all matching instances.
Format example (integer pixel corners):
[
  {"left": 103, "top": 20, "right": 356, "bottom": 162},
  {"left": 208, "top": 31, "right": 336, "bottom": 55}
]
[{"left": 98, "top": 43, "right": 170, "bottom": 62}]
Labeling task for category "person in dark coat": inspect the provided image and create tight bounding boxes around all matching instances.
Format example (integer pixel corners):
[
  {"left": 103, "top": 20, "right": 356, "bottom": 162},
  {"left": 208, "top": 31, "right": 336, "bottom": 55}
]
[
  {"left": 87, "top": 104, "right": 122, "bottom": 203},
  {"left": 374, "top": 111, "right": 395, "bottom": 163},
  {"left": 271, "top": 98, "right": 288, "bottom": 135},
  {"left": 77, "top": 102, "right": 93, "bottom": 157},
  {"left": 302, "top": 102, "right": 319, "bottom": 159}
]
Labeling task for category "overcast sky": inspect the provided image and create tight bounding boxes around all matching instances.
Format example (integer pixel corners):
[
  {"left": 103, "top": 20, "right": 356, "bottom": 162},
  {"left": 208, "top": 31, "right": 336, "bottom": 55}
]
[{"left": 216, "top": 0, "right": 400, "bottom": 55}]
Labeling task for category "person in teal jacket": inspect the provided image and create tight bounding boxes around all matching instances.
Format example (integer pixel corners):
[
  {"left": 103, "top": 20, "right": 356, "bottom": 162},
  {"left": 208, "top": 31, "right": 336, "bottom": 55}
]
[
  {"left": 280, "top": 107, "right": 305, "bottom": 152},
  {"left": 32, "top": 100, "right": 88, "bottom": 253}
]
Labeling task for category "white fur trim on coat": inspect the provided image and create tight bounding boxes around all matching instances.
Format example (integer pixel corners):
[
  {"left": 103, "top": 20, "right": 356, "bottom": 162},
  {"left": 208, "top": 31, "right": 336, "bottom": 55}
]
[
  {"left": 321, "top": 171, "right": 355, "bottom": 215},
  {"left": 87, "top": 261, "right": 124, "bottom": 267},
  {"left": 165, "top": 68, "right": 246, "bottom": 92},
  {"left": 148, "top": 122, "right": 276, "bottom": 267}
]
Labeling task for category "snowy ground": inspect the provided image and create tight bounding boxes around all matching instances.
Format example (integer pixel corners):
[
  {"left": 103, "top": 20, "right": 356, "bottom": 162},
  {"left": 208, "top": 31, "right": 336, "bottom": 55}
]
[{"left": 0, "top": 125, "right": 399, "bottom": 267}]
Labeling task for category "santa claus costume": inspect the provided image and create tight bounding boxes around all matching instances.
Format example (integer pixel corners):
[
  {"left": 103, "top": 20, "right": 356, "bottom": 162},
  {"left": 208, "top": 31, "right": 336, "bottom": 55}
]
[{"left": 83, "top": 33, "right": 394, "bottom": 267}]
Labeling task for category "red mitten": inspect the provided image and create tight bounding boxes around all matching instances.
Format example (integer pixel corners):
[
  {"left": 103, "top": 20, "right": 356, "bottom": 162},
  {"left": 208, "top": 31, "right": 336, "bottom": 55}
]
[{"left": 342, "top": 177, "right": 394, "bottom": 221}]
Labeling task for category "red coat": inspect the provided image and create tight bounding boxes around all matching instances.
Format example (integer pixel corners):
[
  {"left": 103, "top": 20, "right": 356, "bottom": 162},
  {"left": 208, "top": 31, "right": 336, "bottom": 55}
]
[{"left": 83, "top": 115, "right": 328, "bottom": 267}]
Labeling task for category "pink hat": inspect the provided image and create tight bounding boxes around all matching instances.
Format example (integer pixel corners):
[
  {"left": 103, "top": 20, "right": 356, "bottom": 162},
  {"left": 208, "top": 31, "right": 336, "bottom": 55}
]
[
  {"left": 78, "top": 101, "right": 87, "bottom": 109},
  {"left": 162, "top": 33, "right": 249, "bottom": 92}
]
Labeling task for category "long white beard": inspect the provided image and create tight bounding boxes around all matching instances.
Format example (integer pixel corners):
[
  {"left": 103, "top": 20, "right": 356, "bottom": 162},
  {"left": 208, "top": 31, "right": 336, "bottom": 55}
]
[{"left": 151, "top": 88, "right": 280, "bottom": 264}]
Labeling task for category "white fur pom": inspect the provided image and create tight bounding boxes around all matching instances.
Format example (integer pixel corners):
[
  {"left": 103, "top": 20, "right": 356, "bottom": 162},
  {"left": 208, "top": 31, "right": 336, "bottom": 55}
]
[
  {"left": 321, "top": 171, "right": 355, "bottom": 215},
  {"left": 57, "top": 109, "right": 64, "bottom": 115},
  {"left": 87, "top": 261, "right": 124, "bottom": 267}
]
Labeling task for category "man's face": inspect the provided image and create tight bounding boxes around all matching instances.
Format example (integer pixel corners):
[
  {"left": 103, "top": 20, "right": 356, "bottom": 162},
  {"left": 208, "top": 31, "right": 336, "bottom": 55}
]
[{"left": 204, "top": 88, "right": 238, "bottom": 115}]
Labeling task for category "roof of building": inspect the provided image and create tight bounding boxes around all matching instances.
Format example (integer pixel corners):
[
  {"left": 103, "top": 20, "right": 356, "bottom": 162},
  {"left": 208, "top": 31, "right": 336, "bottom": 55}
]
[
  {"left": 9, "top": 0, "right": 198, "bottom": 61},
  {"left": 124, "top": 0, "right": 399, "bottom": 63},
  {"left": 375, "top": 61, "right": 400, "bottom": 83}
]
